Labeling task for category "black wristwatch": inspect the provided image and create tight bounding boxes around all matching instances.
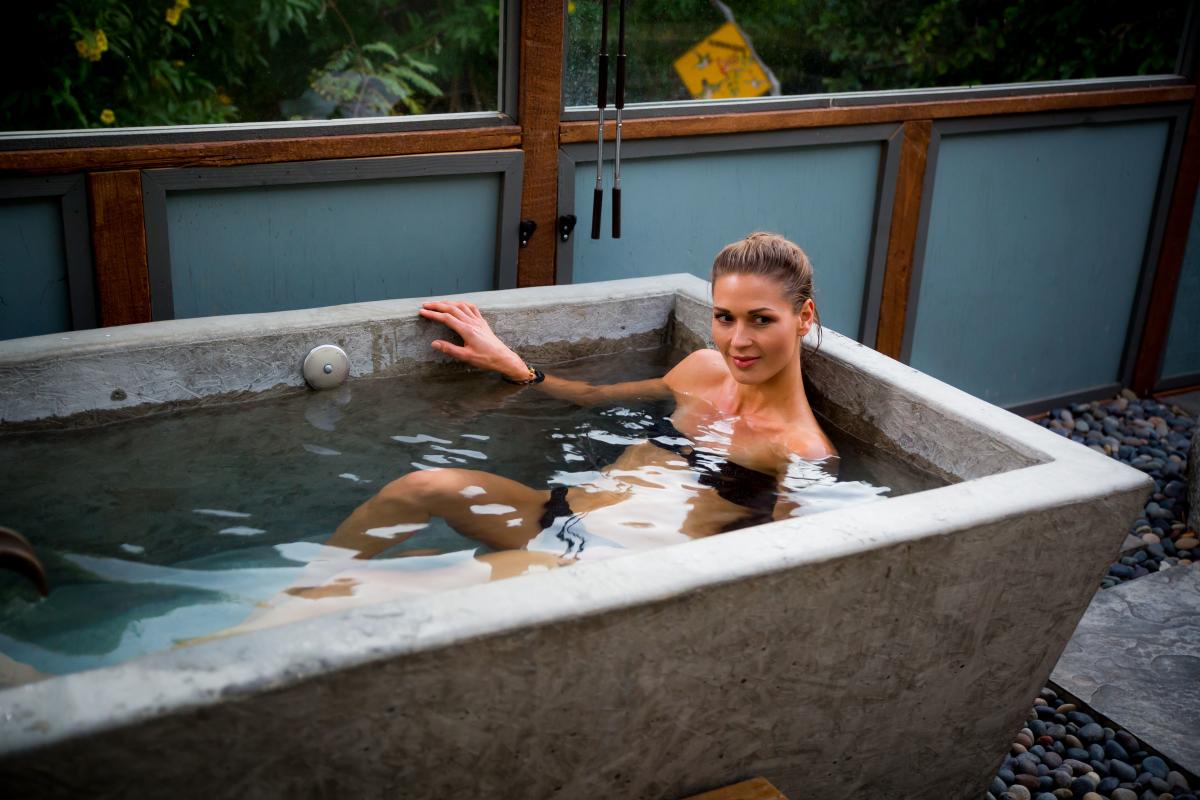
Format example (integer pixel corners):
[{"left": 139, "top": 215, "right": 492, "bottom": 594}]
[{"left": 502, "top": 364, "right": 545, "bottom": 385}]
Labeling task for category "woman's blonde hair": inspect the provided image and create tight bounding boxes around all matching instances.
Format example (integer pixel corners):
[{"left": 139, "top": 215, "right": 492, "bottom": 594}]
[{"left": 711, "top": 232, "right": 822, "bottom": 344}]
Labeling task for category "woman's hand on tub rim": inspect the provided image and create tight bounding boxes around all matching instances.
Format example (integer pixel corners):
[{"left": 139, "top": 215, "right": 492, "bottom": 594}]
[{"left": 419, "top": 301, "right": 531, "bottom": 381}]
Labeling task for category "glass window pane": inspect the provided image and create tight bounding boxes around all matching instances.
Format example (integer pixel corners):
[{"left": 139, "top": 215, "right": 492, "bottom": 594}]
[
  {"left": 564, "top": 1, "right": 1190, "bottom": 108},
  {"left": 3, "top": 1, "right": 501, "bottom": 133}
]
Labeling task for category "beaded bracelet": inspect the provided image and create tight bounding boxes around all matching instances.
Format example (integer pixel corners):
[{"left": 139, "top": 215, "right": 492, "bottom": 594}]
[{"left": 502, "top": 363, "right": 545, "bottom": 385}]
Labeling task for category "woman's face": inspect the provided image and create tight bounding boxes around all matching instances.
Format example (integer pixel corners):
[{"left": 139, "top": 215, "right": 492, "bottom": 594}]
[{"left": 711, "top": 273, "right": 814, "bottom": 385}]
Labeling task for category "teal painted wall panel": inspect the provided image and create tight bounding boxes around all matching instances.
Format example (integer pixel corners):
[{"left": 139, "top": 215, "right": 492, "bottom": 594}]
[
  {"left": 571, "top": 143, "right": 882, "bottom": 339},
  {"left": 166, "top": 174, "right": 501, "bottom": 319},
  {"left": 1161, "top": 198, "right": 1200, "bottom": 380},
  {"left": 909, "top": 121, "right": 1169, "bottom": 407},
  {"left": 0, "top": 198, "right": 71, "bottom": 340}
]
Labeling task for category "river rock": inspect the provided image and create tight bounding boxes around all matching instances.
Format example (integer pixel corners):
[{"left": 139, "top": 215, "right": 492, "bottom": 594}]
[
  {"left": 1070, "top": 778, "right": 1095, "bottom": 797},
  {"left": 1007, "top": 785, "right": 1032, "bottom": 800},
  {"left": 1015, "top": 774, "right": 1041, "bottom": 790},
  {"left": 1063, "top": 758, "right": 1090, "bottom": 775},
  {"left": 1110, "top": 758, "right": 1138, "bottom": 782},
  {"left": 1104, "top": 738, "right": 1129, "bottom": 760},
  {"left": 1142, "top": 755, "right": 1169, "bottom": 779}
]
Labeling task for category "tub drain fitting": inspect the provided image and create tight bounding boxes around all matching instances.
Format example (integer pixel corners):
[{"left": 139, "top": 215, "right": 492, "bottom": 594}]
[{"left": 303, "top": 344, "right": 350, "bottom": 390}]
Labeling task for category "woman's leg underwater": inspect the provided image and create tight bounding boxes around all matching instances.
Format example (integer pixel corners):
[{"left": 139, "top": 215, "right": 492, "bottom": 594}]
[{"left": 328, "top": 468, "right": 551, "bottom": 558}]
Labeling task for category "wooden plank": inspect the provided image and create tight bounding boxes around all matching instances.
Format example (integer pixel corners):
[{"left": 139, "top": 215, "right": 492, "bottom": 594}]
[
  {"left": 682, "top": 777, "right": 788, "bottom": 800},
  {"left": 1132, "top": 90, "right": 1200, "bottom": 394},
  {"left": 88, "top": 171, "right": 151, "bottom": 326},
  {"left": 560, "top": 86, "right": 1195, "bottom": 144},
  {"left": 875, "top": 120, "right": 932, "bottom": 359},
  {"left": 0, "top": 127, "right": 521, "bottom": 176},
  {"left": 515, "top": 0, "right": 564, "bottom": 287},
  {"left": 1156, "top": 382, "right": 1200, "bottom": 398}
]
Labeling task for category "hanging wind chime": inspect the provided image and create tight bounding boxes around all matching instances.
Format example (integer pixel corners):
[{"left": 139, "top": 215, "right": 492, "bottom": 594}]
[{"left": 592, "top": 0, "right": 627, "bottom": 239}]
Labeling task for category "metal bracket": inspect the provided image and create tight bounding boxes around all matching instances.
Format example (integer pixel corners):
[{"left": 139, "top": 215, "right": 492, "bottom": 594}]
[
  {"left": 557, "top": 214, "right": 577, "bottom": 242},
  {"left": 519, "top": 219, "right": 537, "bottom": 248}
]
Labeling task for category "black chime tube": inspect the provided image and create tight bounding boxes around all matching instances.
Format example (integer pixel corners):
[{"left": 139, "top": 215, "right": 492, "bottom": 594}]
[
  {"left": 591, "top": 0, "right": 610, "bottom": 240},
  {"left": 612, "top": 0, "right": 626, "bottom": 238}
]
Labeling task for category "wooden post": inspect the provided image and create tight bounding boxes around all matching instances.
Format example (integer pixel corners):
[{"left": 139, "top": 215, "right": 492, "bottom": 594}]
[
  {"left": 875, "top": 119, "right": 932, "bottom": 360},
  {"left": 1131, "top": 92, "right": 1200, "bottom": 394},
  {"left": 516, "top": 0, "right": 565, "bottom": 287},
  {"left": 88, "top": 170, "right": 152, "bottom": 326}
]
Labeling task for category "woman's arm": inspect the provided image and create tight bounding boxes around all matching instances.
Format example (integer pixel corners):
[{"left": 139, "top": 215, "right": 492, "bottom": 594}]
[{"left": 419, "top": 300, "right": 674, "bottom": 406}]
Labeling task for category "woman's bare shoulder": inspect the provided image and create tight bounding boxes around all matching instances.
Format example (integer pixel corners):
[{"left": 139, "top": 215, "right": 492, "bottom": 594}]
[
  {"left": 782, "top": 423, "right": 837, "bottom": 463},
  {"left": 663, "top": 348, "right": 726, "bottom": 390}
]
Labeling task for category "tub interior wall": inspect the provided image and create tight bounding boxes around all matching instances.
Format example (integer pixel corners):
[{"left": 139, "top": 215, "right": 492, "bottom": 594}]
[{"left": 0, "top": 289, "right": 678, "bottom": 431}]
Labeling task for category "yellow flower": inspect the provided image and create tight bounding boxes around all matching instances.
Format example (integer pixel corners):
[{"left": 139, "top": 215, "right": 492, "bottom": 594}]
[
  {"left": 567, "top": 1, "right": 576, "bottom": 12},
  {"left": 217, "top": 92, "right": 232, "bottom": 105},
  {"left": 176, "top": 0, "right": 190, "bottom": 8},
  {"left": 172, "top": 59, "right": 185, "bottom": 67},
  {"left": 75, "top": 30, "right": 107, "bottom": 61},
  {"left": 165, "top": 6, "right": 181, "bottom": 25},
  {"left": 100, "top": 109, "right": 115, "bottom": 125}
]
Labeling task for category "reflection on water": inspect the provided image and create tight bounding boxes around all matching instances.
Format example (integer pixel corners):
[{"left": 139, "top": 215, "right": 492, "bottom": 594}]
[{"left": 0, "top": 347, "right": 942, "bottom": 681}]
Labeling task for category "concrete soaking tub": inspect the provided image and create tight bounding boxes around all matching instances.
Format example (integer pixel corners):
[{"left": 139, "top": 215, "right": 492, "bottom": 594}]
[{"left": 0, "top": 275, "right": 1150, "bottom": 799}]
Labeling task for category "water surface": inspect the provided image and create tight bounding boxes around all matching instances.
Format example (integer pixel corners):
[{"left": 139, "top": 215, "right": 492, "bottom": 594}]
[{"left": 0, "top": 347, "right": 941, "bottom": 679}]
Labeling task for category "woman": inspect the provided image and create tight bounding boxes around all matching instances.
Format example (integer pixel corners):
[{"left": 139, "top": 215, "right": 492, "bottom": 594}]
[{"left": 324, "top": 232, "right": 838, "bottom": 577}]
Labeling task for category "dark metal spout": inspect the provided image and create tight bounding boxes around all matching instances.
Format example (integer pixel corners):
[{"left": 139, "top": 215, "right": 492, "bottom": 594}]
[{"left": 0, "top": 527, "right": 50, "bottom": 597}]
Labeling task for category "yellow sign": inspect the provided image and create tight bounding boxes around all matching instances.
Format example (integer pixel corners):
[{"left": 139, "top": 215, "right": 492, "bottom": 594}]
[{"left": 673, "top": 21, "right": 771, "bottom": 100}]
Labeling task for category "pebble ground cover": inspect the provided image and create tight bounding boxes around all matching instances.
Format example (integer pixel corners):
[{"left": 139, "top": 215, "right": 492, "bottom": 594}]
[
  {"left": 985, "top": 392, "right": 1196, "bottom": 800},
  {"left": 1037, "top": 391, "right": 1195, "bottom": 583}
]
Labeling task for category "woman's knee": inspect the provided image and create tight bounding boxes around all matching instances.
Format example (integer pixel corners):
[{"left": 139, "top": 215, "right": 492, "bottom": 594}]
[{"left": 380, "top": 468, "right": 477, "bottom": 505}]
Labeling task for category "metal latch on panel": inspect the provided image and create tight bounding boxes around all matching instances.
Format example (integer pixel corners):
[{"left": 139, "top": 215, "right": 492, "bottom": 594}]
[
  {"left": 558, "top": 215, "right": 577, "bottom": 242},
  {"left": 519, "top": 219, "right": 537, "bottom": 248},
  {"left": 303, "top": 344, "right": 350, "bottom": 390}
]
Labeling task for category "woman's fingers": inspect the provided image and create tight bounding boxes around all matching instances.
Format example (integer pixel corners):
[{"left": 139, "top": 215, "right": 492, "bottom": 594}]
[
  {"left": 424, "top": 300, "right": 486, "bottom": 323},
  {"left": 418, "top": 307, "right": 462, "bottom": 331},
  {"left": 431, "top": 339, "right": 470, "bottom": 360},
  {"left": 421, "top": 300, "right": 513, "bottom": 372}
]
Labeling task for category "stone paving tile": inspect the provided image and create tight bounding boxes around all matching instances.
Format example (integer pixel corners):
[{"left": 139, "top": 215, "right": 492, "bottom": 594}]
[{"left": 1051, "top": 562, "right": 1200, "bottom": 775}]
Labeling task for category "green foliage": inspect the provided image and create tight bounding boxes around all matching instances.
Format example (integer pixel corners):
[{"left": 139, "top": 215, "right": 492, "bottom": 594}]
[
  {"left": 5, "top": 1, "right": 1189, "bottom": 130},
  {"left": 311, "top": 41, "right": 442, "bottom": 116},
  {"left": 1, "top": 0, "right": 499, "bottom": 131},
  {"left": 808, "top": 0, "right": 1189, "bottom": 92},
  {"left": 564, "top": 0, "right": 1190, "bottom": 106}
]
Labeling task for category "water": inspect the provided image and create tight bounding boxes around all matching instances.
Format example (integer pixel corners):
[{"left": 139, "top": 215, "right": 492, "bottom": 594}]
[{"left": 0, "top": 346, "right": 942, "bottom": 680}]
